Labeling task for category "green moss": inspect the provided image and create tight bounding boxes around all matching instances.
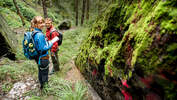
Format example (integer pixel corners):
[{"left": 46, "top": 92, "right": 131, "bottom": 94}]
[
  {"left": 76, "top": 0, "right": 177, "bottom": 89},
  {"left": 75, "top": 0, "right": 177, "bottom": 99},
  {"left": 154, "top": 1, "right": 177, "bottom": 33},
  {"left": 167, "top": 43, "right": 177, "bottom": 52}
]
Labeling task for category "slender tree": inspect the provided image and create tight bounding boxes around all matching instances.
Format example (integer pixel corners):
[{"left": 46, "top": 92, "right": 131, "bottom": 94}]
[
  {"left": 42, "top": 0, "right": 48, "bottom": 18},
  {"left": 13, "top": 0, "right": 25, "bottom": 26},
  {"left": 75, "top": 0, "right": 78, "bottom": 26},
  {"left": 86, "top": 0, "right": 89, "bottom": 20},
  {"left": 81, "top": 0, "right": 86, "bottom": 25}
]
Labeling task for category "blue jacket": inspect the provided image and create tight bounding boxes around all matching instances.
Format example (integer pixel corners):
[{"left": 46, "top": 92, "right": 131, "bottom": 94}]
[{"left": 33, "top": 28, "right": 53, "bottom": 63}]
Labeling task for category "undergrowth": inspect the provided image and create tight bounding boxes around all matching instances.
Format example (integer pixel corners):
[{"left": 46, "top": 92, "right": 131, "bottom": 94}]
[
  {"left": 59, "top": 27, "right": 89, "bottom": 66},
  {"left": 24, "top": 74, "right": 88, "bottom": 100},
  {"left": 0, "top": 58, "right": 37, "bottom": 94}
]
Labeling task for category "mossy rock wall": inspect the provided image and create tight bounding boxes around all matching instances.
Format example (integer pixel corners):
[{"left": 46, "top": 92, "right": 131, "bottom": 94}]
[
  {"left": 75, "top": 0, "right": 177, "bottom": 100},
  {"left": 0, "top": 14, "right": 17, "bottom": 60}
]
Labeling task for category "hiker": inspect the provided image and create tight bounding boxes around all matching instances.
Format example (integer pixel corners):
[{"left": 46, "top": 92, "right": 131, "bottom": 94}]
[
  {"left": 31, "top": 16, "right": 53, "bottom": 89},
  {"left": 45, "top": 18, "right": 60, "bottom": 75}
]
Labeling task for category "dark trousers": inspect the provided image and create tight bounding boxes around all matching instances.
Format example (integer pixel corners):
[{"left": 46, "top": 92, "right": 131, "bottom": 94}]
[
  {"left": 35, "top": 58, "right": 49, "bottom": 88},
  {"left": 51, "top": 51, "right": 59, "bottom": 71}
]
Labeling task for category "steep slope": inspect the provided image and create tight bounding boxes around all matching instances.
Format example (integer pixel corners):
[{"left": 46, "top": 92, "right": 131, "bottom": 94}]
[{"left": 75, "top": 0, "right": 177, "bottom": 100}]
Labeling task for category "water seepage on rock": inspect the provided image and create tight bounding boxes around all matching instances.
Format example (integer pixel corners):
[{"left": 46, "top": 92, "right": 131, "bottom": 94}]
[{"left": 6, "top": 77, "right": 38, "bottom": 100}]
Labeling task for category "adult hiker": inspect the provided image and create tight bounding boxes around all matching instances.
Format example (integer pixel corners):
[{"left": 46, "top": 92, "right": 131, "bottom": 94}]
[
  {"left": 45, "top": 18, "right": 60, "bottom": 75},
  {"left": 30, "top": 16, "right": 53, "bottom": 89}
]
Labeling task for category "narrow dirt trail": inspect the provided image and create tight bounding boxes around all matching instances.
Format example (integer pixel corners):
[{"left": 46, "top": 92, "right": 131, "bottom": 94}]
[
  {"left": 64, "top": 60, "right": 102, "bottom": 100},
  {"left": 64, "top": 60, "right": 84, "bottom": 83}
]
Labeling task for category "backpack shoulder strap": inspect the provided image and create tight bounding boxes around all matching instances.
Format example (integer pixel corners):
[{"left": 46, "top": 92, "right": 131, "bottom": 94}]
[
  {"left": 31, "top": 30, "right": 39, "bottom": 37},
  {"left": 31, "top": 31, "right": 40, "bottom": 49},
  {"left": 50, "top": 28, "right": 57, "bottom": 39}
]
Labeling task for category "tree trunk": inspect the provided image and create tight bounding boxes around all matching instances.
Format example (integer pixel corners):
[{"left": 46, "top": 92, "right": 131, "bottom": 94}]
[
  {"left": 42, "top": 0, "right": 48, "bottom": 18},
  {"left": 75, "top": 0, "right": 78, "bottom": 26},
  {"left": 81, "top": 0, "right": 86, "bottom": 25},
  {"left": 13, "top": 0, "right": 25, "bottom": 26},
  {"left": 86, "top": 0, "right": 89, "bottom": 20}
]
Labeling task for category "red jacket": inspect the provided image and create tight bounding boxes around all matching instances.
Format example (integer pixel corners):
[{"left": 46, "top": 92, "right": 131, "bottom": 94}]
[{"left": 46, "top": 26, "right": 59, "bottom": 52}]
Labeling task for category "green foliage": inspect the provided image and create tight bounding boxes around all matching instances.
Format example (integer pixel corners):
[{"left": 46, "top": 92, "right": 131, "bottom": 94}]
[
  {"left": 18, "top": 4, "right": 38, "bottom": 21},
  {"left": 59, "top": 27, "right": 89, "bottom": 65},
  {"left": 0, "top": 58, "right": 38, "bottom": 93},
  {"left": 0, "top": 0, "right": 39, "bottom": 28},
  {"left": 0, "top": 63, "right": 23, "bottom": 82},
  {"left": 0, "top": 1, "right": 3, "bottom": 6},
  {"left": 1, "top": 0, "right": 31, "bottom": 20},
  {"left": 167, "top": 43, "right": 177, "bottom": 52},
  {"left": 154, "top": 1, "right": 177, "bottom": 33},
  {"left": 48, "top": 11, "right": 63, "bottom": 24},
  {"left": 0, "top": 8, "right": 23, "bottom": 28},
  {"left": 48, "top": 12, "right": 57, "bottom": 22},
  {"left": 26, "top": 76, "right": 88, "bottom": 100},
  {"left": 1, "top": 82, "right": 13, "bottom": 93},
  {"left": 60, "top": 81, "right": 88, "bottom": 100},
  {"left": 11, "top": 0, "right": 39, "bottom": 21},
  {"left": 1, "top": 0, "right": 14, "bottom": 8},
  {"left": 29, "top": 96, "right": 41, "bottom": 100}
]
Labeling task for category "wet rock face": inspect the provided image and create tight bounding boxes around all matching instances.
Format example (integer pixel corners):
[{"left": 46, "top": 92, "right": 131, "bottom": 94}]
[
  {"left": 75, "top": 0, "right": 177, "bottom": 100},
  {"left": 0, "top": 14, "right": 17, "bottom": 60}
]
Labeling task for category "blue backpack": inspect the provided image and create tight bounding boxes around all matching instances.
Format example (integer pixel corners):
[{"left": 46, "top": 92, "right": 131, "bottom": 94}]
[{"left": 23, "top": 31, "right": 38, "bottom": 59}]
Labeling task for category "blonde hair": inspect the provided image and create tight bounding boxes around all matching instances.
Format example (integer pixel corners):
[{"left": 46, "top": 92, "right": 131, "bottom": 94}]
[{"left": 31, "top": 16, "right": 44, "bottom": 28}]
